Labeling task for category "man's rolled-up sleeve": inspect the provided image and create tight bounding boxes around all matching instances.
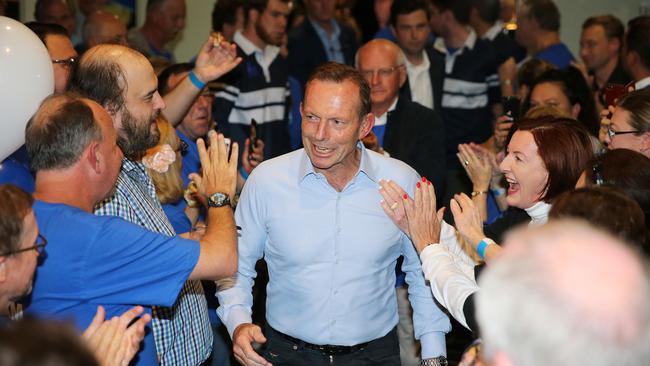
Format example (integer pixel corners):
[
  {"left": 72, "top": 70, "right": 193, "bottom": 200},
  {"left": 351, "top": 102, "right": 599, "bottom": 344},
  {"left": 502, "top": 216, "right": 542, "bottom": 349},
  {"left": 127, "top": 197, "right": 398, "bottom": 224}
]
[
  {"left": 216, "top": 171, "right": 267, "bottom": 338},
  {"left": 401, "top": 228, "right": 452, "bottom": 358}
]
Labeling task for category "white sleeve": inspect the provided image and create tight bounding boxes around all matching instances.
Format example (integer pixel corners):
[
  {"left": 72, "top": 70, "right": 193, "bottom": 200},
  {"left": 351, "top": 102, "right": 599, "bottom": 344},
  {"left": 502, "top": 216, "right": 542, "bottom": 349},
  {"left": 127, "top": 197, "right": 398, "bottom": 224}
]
[{"left": 419, "top": 244, "right": 479, "bottom": 331}]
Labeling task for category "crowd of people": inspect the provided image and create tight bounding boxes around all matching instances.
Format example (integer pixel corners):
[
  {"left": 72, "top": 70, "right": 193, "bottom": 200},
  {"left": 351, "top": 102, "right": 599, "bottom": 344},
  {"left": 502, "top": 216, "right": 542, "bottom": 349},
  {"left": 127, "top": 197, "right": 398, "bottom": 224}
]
[{"left": 0, "top": 0, "right": 649, "bottom": 365}]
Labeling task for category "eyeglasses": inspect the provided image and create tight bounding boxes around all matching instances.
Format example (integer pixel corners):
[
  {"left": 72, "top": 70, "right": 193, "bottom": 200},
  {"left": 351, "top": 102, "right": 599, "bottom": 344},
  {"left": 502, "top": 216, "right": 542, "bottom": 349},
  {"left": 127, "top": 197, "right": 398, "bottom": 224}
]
[
  {"left": 51, "top": 57, "right": 77, "bottom": 69},
  {"left": 359, "top": 65, "right": 404, "bottom": 80},
  {"left": 0, "top": 234, "right": 47, "bottom": 257},
  {"left": 607, "top": 126, "right": 639, "bottom": 138}
]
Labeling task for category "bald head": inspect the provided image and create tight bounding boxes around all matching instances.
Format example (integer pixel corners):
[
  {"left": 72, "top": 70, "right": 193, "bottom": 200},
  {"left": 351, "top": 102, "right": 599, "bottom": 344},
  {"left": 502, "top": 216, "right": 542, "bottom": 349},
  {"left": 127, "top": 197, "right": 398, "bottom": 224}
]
[
  {"left": 70, "top": 44, "right": 149, "bottom": 114},
  {"left": 356, "top": 39, "right": 405, "bottom": 69},
  {"left": 477, "top": 220, "right": 650, "bottom": 366},
  {"left": 82, "top": 10, "right": 128, "bottom": 48},
  {"left": 25, "top": 93, "right": 104, "bottom": 172},
  {"left": 356, "top": 39, "right": 406, "bottom": 114}
]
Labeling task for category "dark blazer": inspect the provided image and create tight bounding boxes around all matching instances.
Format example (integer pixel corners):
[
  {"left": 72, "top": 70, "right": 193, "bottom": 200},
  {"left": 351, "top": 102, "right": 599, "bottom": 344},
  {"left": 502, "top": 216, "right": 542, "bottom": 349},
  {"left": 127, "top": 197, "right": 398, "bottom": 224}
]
[
  {"left": 288, "top": 19, "right": 359, "bottom": 87},
  {"left": 383, "top": 97, "right": 446, "bottom": 202},
  {"left": 400, "top": 47, "right": 446, "bottom": 112}
]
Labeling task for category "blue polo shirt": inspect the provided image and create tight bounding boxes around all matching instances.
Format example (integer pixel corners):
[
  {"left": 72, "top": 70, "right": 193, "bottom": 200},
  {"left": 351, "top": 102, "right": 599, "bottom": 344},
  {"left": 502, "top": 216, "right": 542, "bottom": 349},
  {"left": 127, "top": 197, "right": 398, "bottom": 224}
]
[{"left": 28, "top": 200, "right": 200, "bottom": 366}]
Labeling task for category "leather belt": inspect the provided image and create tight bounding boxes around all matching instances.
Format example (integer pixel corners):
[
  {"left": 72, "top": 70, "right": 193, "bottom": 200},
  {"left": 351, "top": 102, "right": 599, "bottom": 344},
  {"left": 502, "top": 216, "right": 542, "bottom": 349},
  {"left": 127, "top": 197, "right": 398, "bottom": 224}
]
[{"left": 271, "top": 327, "right": 370, "bottom": 355}]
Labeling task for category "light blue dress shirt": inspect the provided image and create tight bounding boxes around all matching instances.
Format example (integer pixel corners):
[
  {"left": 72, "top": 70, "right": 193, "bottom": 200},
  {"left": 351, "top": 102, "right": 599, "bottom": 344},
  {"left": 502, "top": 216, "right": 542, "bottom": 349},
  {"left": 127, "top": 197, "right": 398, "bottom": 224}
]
[
  {"left": 309, "top": 17, "right": 345, "bottom": 64},
  {"left": 217, "top": 144, "right": 450, "bottom": 357}
]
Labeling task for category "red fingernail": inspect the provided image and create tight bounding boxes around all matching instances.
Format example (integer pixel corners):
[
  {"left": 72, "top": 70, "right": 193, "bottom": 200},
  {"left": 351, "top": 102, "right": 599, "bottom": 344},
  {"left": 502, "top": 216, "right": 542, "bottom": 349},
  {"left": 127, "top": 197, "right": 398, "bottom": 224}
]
[
  {"left": 421, "top": 177, "right": 426, "bottom": 182},
  {"left": 427, "top": 181, "right": 431, "bottom": 185},
  {"left": 403, "top": 194, "right": 408, "bottom": 199},
  {"left": 416, "top": 182, "right": 421, "bottom": 188}
]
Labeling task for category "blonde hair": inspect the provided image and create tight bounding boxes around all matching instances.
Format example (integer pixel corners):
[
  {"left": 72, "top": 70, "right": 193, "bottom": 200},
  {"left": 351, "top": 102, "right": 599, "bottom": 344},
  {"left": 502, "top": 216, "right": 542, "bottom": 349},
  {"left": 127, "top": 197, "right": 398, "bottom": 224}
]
[{"left": 145, "top": 117, "right": 184, "bottom": 204}]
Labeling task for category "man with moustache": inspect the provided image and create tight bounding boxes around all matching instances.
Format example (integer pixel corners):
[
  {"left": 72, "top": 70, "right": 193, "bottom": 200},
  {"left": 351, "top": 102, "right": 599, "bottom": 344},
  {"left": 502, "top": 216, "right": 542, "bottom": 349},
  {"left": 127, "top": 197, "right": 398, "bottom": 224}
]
[
  {"left": 212, "top": 0, "right": 293, "bottom": 160},
  {"left": 69, "top": 42, "right": 240, "bottom": 365}
]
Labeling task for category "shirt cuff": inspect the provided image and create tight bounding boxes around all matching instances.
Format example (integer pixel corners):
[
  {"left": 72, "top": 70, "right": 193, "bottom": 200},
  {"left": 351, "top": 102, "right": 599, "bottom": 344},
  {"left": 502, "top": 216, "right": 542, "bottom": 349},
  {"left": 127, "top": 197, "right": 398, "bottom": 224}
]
[
  {"left": 223, "top": 306, "right": 253, "bottom": 339},
  {"left": 420, "top": 331, "right": 447, "bottom": 358}
]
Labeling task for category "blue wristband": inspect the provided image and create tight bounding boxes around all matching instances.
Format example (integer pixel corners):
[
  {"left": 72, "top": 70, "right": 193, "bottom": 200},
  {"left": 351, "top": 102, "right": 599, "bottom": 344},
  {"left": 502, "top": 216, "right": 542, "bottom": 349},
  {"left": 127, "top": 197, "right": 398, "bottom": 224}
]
[
  {"left": 188, "top": 71, "right": 206, "bottom": 90},
  {"left": 477, "top": 238, "right": 494, "bottom": 260},
  {"left": 239, "top": 165, "right": 249, "bottom": 180}
]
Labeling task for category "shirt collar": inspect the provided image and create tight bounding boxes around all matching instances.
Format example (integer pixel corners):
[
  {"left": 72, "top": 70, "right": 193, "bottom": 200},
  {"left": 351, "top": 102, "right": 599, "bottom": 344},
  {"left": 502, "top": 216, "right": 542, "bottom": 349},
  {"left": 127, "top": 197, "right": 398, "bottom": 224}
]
[
  {"left": 374, "top": 97, "right": 399, "bottom": 126},
  {"left": 482, "top": 21, "right": 504, "bottom": 41},
  {"left": 433, "top": 27, "right": 477, "bottom": 54},
  {"left": 405, "top": 50, "right": 430, "bottom": 73},
  {"left": 297, "top": 141, "right": 379, "bottom": 185},
  {"left": 525, "top": 201, "right": 551, "bottom": 226},
  {"left": 233, "top": 30, "right": 280, "bottom": 57},
  {"left": 308, "top": 17, "right": 341, "bottom": 39},
  {"left": 122, "top": 157, "right": 144, "bottom": 173}
]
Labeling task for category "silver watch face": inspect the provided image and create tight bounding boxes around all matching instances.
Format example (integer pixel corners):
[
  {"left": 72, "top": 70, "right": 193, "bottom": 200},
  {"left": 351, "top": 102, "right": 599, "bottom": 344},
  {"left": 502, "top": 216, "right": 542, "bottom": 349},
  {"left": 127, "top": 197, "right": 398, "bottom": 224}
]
[{"left": 208, "top": 192, "right": 230, "bottom": 207}]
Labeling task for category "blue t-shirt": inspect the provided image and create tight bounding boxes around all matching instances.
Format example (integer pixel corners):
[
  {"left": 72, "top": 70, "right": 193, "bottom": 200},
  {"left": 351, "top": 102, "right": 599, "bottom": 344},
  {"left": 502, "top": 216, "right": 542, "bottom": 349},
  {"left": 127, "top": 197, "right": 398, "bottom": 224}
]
[
  {"left": 28, "top": 200, "right": 200, "bottom": 366},
  {"left": 0, "top": 146, "right": 34, "bottom": 193},
  {"left": 163, "top": 200, "right": 192, "bottom": 234}
]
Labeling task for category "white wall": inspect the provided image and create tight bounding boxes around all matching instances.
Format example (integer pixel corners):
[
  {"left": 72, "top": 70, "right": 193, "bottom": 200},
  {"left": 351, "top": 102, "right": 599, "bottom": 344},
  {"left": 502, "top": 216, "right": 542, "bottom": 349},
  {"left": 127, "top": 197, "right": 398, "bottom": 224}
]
[
  {"left": 19, "top": 0, "right": 647, "bottom": 61},
  {"left": 556, "top": 0, "right": 642, "bottom": 56}
]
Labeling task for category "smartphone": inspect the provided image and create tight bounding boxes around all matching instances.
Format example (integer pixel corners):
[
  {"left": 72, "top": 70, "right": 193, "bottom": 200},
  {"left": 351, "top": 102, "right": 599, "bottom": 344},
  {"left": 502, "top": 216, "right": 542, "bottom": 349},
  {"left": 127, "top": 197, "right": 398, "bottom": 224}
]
[
  {"left": 604, "top": 83, "right": 628, "bottom": 107},
  {"left": 502, "top": 96, "right": 521, "bottom": 120},
  {"left": 249, "top": 118, "right": 258, "bottom": 155}
]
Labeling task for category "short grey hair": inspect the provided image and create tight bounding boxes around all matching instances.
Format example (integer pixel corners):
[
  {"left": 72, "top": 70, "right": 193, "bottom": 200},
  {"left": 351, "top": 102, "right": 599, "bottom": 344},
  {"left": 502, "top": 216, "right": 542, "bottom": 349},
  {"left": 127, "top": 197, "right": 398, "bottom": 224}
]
[
  {"left": 477, "top": 220, "right": 650, "bottom": 366},
  {"left": 25, "top": 93, "right": 103, "bottom": 171}
]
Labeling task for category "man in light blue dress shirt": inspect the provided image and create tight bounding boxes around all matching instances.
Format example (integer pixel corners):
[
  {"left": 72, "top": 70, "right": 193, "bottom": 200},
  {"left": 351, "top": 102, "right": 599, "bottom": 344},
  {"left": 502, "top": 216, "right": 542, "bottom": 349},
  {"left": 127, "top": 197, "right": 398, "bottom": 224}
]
[{"left": 217, "top": 62, "right": 450, "bottom": 366}]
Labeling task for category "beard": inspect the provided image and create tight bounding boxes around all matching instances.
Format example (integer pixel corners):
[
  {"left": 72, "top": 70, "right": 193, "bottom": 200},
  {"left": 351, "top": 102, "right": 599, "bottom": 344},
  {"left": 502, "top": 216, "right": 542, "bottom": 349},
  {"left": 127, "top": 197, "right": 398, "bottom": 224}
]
[
  {"left": 256, "top": 22, "right": 282, "bottom": 47},
  {"left": 117, "top": 107, "right": 160, "bottom": 160}
]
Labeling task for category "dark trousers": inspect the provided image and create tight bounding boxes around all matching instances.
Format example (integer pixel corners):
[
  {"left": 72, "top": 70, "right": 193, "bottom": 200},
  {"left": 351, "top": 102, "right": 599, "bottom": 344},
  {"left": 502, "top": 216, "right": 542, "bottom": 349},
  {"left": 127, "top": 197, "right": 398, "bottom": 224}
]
[{"left": 262, "top": 326, "right": 401, "bottom": 366}]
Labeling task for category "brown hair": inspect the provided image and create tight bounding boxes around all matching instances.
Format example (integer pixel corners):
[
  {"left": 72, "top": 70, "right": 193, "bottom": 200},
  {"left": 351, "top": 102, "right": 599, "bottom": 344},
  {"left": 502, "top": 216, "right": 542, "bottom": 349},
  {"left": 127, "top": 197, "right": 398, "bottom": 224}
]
[
  {"left": 0, "top": 185, "right": 34, "bottom": 256},
  {"left": 582, "top": 148, "right": 650, "bottom": 229},
  {"left": 616, "top": 88, "right": 650, "bottom": 134},
  {"left": 511, "top": 116, "right": 595, "bottom": 202},
  {"left": 305, "top": 62, "right": 371, "bottom": 121},
  {"left": 520, "top": 0, "right": 560, "bottom": 32},
  {"left": 550, "top": 187, "right": 647, "bottom": 252},
  {"left": 582, "top": 14, "right": 625, "bottom": 43}
]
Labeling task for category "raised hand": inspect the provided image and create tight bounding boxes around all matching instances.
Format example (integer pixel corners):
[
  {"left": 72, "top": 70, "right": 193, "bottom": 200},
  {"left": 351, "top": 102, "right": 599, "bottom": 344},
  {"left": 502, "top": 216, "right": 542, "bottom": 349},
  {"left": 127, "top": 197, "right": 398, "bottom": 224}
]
[
  {"left": 450, "top": 193, "right": 486, "bottom": 249},
  {"left": 379, "top": 179, "right": 410, "bottom": 236},
  {"left": 402, "top": 177, "right": 445, "bottom": 253},
  {"left": 193, "top": 36, "right": 243, "bottom": 83},
  {"left": 190, "top": 131, "right": 239, "bottom": 200}
]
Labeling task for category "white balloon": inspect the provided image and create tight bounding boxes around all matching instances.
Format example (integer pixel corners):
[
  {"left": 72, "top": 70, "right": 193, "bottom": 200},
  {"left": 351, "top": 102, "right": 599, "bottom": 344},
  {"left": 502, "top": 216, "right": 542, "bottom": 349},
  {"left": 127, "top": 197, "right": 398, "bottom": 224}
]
[{"left": 0, "top": 16, "right": 54, "bottom": 161}]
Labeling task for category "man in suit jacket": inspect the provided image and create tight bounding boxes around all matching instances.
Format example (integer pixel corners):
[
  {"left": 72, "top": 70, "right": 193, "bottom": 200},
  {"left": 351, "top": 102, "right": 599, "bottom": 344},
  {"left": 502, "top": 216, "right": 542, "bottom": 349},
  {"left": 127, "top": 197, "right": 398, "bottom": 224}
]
[
  {"left": 357, "top": 39, "right": 446, "bottom": 201},
  {"left": 287, "top": 0, "right": 358, "bottom": 87},
  {"left": 390, "top": 0, "right": 445, "bottom": 112},
  {"left": 357, "top": 38, "right": 447, "bottom": 366}
]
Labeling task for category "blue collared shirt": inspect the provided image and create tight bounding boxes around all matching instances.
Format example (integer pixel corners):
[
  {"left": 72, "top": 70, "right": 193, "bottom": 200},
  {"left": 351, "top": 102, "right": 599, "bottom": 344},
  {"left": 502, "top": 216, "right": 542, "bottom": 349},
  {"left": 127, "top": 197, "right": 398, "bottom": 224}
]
[
  {"left": 217, "top": 144, "right": 450, "bottom": 357},
  {"left": 309, "top": 17, "right": 345, "bottom": 64}
]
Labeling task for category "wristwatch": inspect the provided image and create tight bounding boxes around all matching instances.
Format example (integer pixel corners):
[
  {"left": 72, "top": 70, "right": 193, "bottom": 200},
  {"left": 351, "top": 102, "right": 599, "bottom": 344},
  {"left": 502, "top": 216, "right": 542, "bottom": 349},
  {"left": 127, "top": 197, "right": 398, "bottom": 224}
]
[
  {"left": 420, "top": 356, "right": 448, "bottom": 366},
  {"left": 207, "top": 192, "right": 231, "bottom": 208}
]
